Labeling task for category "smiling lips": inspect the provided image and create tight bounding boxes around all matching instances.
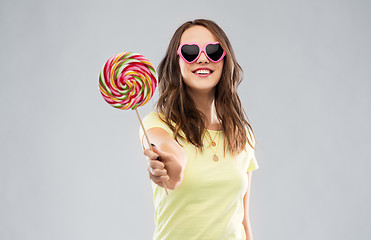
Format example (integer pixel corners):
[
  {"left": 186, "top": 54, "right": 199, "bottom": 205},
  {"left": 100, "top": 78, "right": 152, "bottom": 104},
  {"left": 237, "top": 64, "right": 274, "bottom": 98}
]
[{"left": 192, "top": 68, "right": 214, "bottom": 77}]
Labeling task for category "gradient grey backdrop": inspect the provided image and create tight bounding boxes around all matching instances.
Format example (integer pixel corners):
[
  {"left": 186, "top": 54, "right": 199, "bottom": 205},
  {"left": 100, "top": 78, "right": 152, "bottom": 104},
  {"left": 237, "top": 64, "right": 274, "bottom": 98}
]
[{"left": 1, "top": 0, "right": 370, "bottom": 239}]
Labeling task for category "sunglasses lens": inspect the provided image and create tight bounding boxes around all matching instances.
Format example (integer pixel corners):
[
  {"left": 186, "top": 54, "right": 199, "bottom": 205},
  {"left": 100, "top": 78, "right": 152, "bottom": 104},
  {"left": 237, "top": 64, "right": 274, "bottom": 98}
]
[
  {"left": 206, "top": 43, "right": 224, "bottom": 61},
  {"left": 181, "top": 45, "right": 199, "bottom": 62}
]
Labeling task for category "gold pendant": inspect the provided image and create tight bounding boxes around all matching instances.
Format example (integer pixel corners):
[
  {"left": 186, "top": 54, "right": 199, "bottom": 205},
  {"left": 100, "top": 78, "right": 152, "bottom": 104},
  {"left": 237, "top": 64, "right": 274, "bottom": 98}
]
[
  {"left": 211, "top": 141, "right": 216, "bottom": 147},
  {"left": 213, "top": 154, "right": 219, "bottom": 162}
]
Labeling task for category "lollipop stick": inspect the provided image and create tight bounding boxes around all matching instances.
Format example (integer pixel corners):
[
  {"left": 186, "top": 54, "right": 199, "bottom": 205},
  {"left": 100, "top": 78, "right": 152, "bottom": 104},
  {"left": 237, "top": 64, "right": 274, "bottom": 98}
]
[{"left": 135, "top": 108, "right": 169, "bottom": 195}]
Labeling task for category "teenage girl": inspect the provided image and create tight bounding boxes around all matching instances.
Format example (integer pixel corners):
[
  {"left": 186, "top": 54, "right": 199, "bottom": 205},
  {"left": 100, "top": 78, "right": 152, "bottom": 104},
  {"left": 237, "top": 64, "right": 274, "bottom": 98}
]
[{"left": 140, "top": 19, "right": 259, "bottom": 240}]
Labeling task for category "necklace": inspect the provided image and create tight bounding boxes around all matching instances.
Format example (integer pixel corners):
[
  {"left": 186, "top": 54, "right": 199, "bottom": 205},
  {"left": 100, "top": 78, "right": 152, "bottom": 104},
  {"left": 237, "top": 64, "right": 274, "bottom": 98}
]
[
  {"left": 208, "top": 131, "right": 218, "bottom": 147},
  {"left": 205, "top": 130, "right": 220, "bottom": 162}
]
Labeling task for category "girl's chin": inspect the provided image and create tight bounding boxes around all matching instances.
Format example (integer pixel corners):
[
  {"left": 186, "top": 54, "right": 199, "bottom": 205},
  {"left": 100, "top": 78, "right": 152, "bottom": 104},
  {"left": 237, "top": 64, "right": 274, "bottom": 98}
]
[{"left": 185, "top": 84, "right": 218, "bottom": 94}]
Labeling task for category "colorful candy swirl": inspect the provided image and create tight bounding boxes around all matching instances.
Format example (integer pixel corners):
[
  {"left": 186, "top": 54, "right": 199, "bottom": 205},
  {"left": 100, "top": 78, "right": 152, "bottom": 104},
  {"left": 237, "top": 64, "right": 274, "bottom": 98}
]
[{"left": 99, "top": 52, "right": 157, "bottom": 110}]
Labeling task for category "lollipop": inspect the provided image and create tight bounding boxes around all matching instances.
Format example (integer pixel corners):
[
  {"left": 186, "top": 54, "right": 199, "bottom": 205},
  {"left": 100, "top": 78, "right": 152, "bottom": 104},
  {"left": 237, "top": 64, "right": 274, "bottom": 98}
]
[
  {"left": 99, "top": 52, "right": 168, "bottom": 195},
  {"left": 99, "top": 52, "right": 157, "bottom": 110}
]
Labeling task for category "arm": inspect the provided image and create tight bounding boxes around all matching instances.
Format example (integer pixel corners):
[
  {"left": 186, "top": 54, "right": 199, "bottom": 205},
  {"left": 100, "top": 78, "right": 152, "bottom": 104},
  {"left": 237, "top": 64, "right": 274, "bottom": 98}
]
[
  {"left": 142, "top": 127, "right": 187, "bottom": 190},
  {"left": 242, "top": 171, "right": 254, "bottom": 240}
]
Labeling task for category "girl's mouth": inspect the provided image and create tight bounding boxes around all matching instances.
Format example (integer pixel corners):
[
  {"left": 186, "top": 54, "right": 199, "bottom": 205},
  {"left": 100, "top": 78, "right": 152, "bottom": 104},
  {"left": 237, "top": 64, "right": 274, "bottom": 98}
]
[{"left": 192, "top": 68, "right": 214, "bottom": 76}]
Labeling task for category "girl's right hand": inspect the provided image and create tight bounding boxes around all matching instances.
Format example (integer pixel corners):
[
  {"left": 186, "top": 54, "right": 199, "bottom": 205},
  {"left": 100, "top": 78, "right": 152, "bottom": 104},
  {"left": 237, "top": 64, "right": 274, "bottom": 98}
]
[{"left": 143, "top": 144, "right": 184, "bottom": 190}]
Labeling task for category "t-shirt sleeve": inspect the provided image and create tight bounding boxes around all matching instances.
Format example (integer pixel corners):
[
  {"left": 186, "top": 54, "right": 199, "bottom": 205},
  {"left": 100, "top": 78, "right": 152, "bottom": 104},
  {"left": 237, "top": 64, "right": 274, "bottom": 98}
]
[
  {"left": 138, "top": 112, "right": 174, "bottom": 148},
  {"left": 246, "top": 127, "right": 259, "bottom": 172},
  {"left": 247, "top": 151, "right": 259, "bottom": 172}
]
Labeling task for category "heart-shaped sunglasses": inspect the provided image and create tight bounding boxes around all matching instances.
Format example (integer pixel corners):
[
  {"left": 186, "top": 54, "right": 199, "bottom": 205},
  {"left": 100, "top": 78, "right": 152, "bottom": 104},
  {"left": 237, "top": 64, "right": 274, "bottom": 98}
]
[{"left": 177, "top": 42, "right": 226, "bottom": 63}]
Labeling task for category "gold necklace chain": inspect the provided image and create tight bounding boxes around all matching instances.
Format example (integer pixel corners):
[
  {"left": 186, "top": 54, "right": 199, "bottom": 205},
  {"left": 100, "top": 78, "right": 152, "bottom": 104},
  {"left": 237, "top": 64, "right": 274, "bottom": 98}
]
[
  {"left": 204, "top": 130, "right": 220, "bottom": 162},
  {"left": 206, "top": 130, "right": 218, "bottom": 147}
]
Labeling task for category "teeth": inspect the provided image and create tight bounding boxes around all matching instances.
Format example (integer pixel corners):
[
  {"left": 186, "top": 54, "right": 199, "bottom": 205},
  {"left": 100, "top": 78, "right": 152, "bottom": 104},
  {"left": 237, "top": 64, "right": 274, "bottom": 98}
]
[{"left": 195, "top": 69, "right": 211, "bottom": 75}]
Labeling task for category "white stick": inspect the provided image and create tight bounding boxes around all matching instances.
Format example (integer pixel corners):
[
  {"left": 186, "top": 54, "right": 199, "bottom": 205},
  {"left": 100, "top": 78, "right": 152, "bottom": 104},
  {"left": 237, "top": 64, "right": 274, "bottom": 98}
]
[{"left": 135, "top": 108, "right": 169, "bottom": 195}]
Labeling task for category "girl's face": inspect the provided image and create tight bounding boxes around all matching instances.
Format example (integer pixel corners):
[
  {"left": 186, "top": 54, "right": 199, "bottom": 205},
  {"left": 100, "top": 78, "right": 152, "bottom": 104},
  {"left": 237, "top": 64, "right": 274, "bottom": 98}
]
[{"left": 178, "top": 26, "right": 224, "bottom": 95}]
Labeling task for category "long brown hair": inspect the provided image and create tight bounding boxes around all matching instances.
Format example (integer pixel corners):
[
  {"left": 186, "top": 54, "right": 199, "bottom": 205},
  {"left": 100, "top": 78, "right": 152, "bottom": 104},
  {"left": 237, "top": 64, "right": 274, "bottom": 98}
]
[{"left": 156, "top": 19, "right": 255, "bottom": 155}]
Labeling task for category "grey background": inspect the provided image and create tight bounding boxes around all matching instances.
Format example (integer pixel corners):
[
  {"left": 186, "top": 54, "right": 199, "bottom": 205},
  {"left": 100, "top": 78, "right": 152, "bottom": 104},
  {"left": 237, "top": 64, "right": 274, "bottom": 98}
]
[{"left": 1, "top": 0, "right": 370, "bottom": 239}]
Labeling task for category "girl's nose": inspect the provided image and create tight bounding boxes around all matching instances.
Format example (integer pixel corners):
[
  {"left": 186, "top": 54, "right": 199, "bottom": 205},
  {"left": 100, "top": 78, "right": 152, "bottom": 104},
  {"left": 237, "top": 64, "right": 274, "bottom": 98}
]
[{"left": 197, "top": 51, "right": 209, "bottom": 63}]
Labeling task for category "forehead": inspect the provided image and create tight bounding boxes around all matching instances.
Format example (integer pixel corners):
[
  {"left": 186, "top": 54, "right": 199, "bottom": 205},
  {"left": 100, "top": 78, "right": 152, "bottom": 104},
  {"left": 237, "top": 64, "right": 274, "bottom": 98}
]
[{"left": 180, "top": 26, "right": 218, "bottom": 45}]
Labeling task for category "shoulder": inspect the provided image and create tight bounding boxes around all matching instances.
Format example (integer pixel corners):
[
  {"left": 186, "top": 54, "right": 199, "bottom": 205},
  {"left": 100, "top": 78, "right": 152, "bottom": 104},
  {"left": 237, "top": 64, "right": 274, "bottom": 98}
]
[
  {"left": 243, "top": 125, "right": 259, "bottom": 171},
  {"left": 244, "top": 125, "right": 256, "bottom": 149},
  {"left": 143, "top": 111, "right": 172, "bottom": 125},
  {"left": 142, "top": 111, "right": 167, "bottom": 127},
  {"left": 140, "top": 111, "right": 174, "bottom": 137},
  {"left": 143, "top": 111, "right": 161, "bottom": 122}
]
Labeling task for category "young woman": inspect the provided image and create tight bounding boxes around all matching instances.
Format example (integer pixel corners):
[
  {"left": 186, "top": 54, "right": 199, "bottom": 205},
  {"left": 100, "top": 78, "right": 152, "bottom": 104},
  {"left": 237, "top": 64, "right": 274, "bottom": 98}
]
[{"left": 139, "top": 19, "right": 259, "bottom": 240}]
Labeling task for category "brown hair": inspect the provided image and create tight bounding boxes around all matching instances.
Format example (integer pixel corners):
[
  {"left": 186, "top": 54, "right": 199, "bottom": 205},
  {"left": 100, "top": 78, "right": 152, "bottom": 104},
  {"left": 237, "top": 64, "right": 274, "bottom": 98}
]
[{"left": 156, "top": 19, "right": 255, "bottom": 155}]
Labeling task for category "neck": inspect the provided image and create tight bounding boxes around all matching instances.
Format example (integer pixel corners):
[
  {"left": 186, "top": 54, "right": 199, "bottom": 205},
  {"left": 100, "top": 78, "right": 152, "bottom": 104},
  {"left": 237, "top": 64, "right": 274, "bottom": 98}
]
[{"left": 186, "top": 88, "right": 221, "bottom": 130}]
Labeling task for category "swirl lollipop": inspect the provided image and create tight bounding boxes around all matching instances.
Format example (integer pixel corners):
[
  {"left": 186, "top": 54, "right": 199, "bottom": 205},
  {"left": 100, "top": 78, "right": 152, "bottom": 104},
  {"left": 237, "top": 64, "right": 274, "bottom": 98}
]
[
  {"left": 99, "top": 52, "right": 168, "bottom": 194},
  {"left": 99, "top": 52, "right": 157, "bottom": 110}
]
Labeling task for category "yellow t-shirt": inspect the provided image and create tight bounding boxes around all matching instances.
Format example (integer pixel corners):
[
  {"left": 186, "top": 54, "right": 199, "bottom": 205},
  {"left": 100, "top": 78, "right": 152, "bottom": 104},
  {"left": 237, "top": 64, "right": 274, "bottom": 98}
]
[{"left": 139, "top": 112, "right": 259, "bottom": 240}]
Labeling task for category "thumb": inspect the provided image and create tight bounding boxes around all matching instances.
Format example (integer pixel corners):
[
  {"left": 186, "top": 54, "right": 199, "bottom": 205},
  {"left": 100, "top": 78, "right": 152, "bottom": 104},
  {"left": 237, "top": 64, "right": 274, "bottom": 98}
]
[{"left": 151, "top": 143, "right": 171, "bottom": 162}]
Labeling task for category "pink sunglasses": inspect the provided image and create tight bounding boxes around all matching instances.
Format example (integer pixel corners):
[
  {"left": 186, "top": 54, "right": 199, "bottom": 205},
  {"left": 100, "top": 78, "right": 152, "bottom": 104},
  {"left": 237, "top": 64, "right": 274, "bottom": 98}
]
[{"left": 177, "top": 42, "right": 226, "bottom": 63}]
